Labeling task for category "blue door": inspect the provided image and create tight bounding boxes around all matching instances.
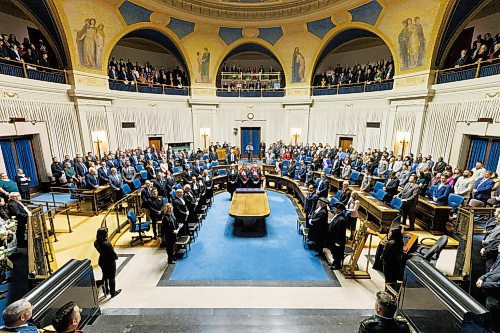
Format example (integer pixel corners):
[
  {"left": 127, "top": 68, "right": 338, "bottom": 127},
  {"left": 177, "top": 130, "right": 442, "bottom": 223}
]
[{"left": 241, "top": 127, "right": 261, "bottom": 160}]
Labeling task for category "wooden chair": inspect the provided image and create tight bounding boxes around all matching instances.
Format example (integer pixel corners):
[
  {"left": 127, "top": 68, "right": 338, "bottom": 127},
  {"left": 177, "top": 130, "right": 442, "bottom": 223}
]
[{"left": 175, "top": 235, "right": 191, "bottom": 258}]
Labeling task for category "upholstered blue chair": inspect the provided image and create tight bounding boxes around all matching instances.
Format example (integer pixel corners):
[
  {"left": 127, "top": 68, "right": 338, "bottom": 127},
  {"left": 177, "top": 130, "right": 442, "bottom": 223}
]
[
  {"left": 369, "top": 181, "right": 384, "bottom": 196},
  {"left": 282, "top": 160, "right": 290, "bottom": 168},
  {"left": 218, "top": 168, "right": 227, "bottom": 175},
  {"left": 390, "top": 197, "right": 403, "bottom": 210},
  {"left": 329, "top": 196, "right": 339, "bottom": 211},
  {"left": 135, "top": 164, "right": 145, "bottom": 172},
  {"left": 349, "top": 170, "right": 360, "bottom": 185},
  {"left": 448, "top": 193, "right": 465, "bottom": 212},
  {"left": 323, "top": 167, "right": 331, "bottom": 174},
  {"left": 127, "top": 210, "right": 152, "bottom": 246},
  {"left": 139, "top": 170, "right": 148, "bottom": 180},
  {"left": 374, "top": 189, "right": 387, "bottom": 202},
  {"left": 172, "top": 166, "right": 181, "bottom": 173},
  {"left": 131, "top": 178, "right": 142, "bottom": 190},
  {"left": 121, "top": 184, "right": 132, "bottom": 196}
]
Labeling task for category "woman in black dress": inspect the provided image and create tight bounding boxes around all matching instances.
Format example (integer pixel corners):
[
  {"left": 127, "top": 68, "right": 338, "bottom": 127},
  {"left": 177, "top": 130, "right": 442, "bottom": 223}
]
[
  {"left": 161, "top": 203, "right": 179, "bottom": 264},
  {"left": 381, "top": 227, "right": 404, "bottom": 284},
  {"left": 94, "top": 227, "right": 121, "bottom": 298}
]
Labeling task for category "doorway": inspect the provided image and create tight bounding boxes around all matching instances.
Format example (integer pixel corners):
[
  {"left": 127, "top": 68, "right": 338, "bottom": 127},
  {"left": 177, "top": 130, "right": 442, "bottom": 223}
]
[
  {"left": 338, "top": 137, "right": 353, "bottom": 152},
  {"left": 148, "top": 137, "right": 163, "bottom": 152},
  {"left": 0, "top": 136, "right": 40, "bottom": 191},
  {"left": 240, "top": 127, "right": 261, "bottom": 161}
]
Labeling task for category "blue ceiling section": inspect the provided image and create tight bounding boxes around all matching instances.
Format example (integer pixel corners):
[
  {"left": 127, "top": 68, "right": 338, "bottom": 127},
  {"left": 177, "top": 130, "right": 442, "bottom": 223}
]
[
  {"left": 118, "top": 1, "right": 153, "bottom": 25},
  {"left": 18, "top": 0, "right": 68, "bottom": 67},
  {"left": 434, "top": 0, "right": 485, "bottom": 66},
  {"left": 307, "top": 17, "right": 336, "bottom": 39},
  {"left": 219, "top": 27, "right": 244, "bottom": 45},
  {"left": 258, "top": 27, "right": 283, "bottom": 45},
  {"left": 348, "top": 0, "right": 383, "bottom": 26},
  {"left": 313, "top": 29, "right": 378, "bottom": 72},
  {"left": 167, "top": 18, "right": 195, "bottom": 39}
]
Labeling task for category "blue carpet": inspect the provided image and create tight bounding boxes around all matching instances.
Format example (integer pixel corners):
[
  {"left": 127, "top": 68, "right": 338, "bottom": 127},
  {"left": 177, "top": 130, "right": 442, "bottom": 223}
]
[
  {"left": 160, "top": 191, "right": 338, "bottom": 286},
  {"left": 32, "top": 193, "right": 77, "bottom": 212}
]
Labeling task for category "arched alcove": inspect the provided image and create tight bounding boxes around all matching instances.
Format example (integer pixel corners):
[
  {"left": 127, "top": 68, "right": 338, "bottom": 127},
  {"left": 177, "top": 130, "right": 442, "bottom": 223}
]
[{"left": 311, "top": 28, "right": 395, "bottom": 87}]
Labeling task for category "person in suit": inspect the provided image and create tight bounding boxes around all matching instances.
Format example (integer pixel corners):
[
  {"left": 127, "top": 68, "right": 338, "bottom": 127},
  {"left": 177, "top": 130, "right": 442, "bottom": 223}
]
[
  {"left": 165, "top": 170, "right": 176, "bottom": 201},
  {"left": 384, "top": 172, "right": 400, "bottom": 203},
  {"left": 238, "top": 164, "right": 250, "bottom": 188},
  {"left": 192, "top": 160, "right": 203, "bottom": 177},
  {"left": 330, "top": 155, "right": 341, "bottom": 177},
  {"left": 325, "top": 202, "right": 347, "bottom": 270},
  {"left": 51, "top": 157, "right": 65, "bottom": 184},
  {"left": 121, "top": 160, "right": 136, "bottom": 185},
  {"left": 286, "top": 159, "right": 297, "bottom": 178},
  {"left": 481, "top": 211, "right": 500, "bottom": 270},
  {"left": 7, "top": 192, "right": 30, "bottom": 248},
  {"left": 338, "top": 181, "right": 352, "bottom": 206},
  {"left": 341, "top": 157, "right": 352, "bottom": 180},
  {"left": 173, "top": 189, "right": 189, "bottom": 235},
  {"left": 226, "top": 150, "right": 237, "bottom": 165},
  {"left": 153, "top": 172, "right": 168, "bottom": 198},
  {"left": 183, "top": 184, "right": 198, "bottom": 229},
  {"left": 85, "top": 168, "right": 99, "bottom": 190},
  {"left": 182, "top": 164, "right": 195, "bottom": 185},
  {"left": 14, "top": 168, "right": 31, "bottom": 200},
  {"left": 227, "top": 164, "right": 238, "bottom": 199},
  {"left": 472, "top": 171, "right": 495, "bottom": 205},
  {"left": 75, "top": 157, "right": 89, "bottom": 183},
  {"left": 476, "top": 244, "right": 500, "bottom": 330},
  {"left": 98, "top": 161, "right": 110, "bottom": 185},
  {"left": 433, "top": 156, "right": 447, "bottom": 175},
  {"left": 305, "top": 165, "right": 315, "bottom": 186},
  {"left": 129, "top": 154, "right": 139, "bottom": 167},
  {"left": 146, "top": 188, "right": 163, "bottom": 239},
  {"left": 161, "top": 203, "right": 179, "bottom": 264},
  {"left": 304, "top": 185, "right": 318, "bottom": 222},
  {"left": 298, "top": 160, "right": 307, "bottom": 183},
  {"left": 308, "top": 197, "right": 329, "bottom": 256},
  {"left": 245, "top": 143, "right": 254, "bottom": 162},
  {"left": 397, "top": 174, "right": 420, "bottom": 230},
  {"left": 397, "top": 164, "right": 410, "bottom": 187},
  {"left": 347, "top": 192, "right": 360, "bottom": 241},
  {"left": 358, "top": 291, "right": 410, "bottom": 333},
  {"left": 381, "top": 227, "right": 404, "bottom": 283},
  {"left": 202, "top": 170, "right": 213, "bottom": 204},
  {"left": 108, "top": 168, "right": 123, "bottom": 202},
  {"left": 145, "top": 160, "right": 156, "bottom": 180},
  {"left": 316, "top": 172, "right": 329, "bottom": 198},
  {"left": 94, "top": 227, "right": 121, "bottom": 298},
  {"left": 433, "top": 174, "right": 451, "bottom": 206},
  {"left": 250, "top": 164, "right": 263, "bottom": 188}
]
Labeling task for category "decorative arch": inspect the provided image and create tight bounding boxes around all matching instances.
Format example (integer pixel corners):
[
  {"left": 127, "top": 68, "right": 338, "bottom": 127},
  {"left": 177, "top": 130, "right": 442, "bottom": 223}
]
[
  {"left": 213, "top": 39, "right": 288, "bottom": 85},
  {"left": 103, "top": 23, "right": 193, "bottom": 82},
  {"left": 309, "top": 24, "right": 398, "bottom": 84}
]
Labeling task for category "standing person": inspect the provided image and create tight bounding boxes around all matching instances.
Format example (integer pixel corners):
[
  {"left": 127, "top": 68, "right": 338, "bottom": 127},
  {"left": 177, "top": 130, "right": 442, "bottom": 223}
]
[
  {"left": 308, "top": 197, "right": 329, "bottom": 257},
  {"left": 398, "top": 175, "right": 419, "bottom": 230},
  {"left": 347, "top": 192, "right": 360, "bottom": 241},
  {"left": 108, "top": 168, "right": 123, "bottom": 203},
  {"left": 173, "top": 189, "right": 189, "bottom": 236},
  {"left": 7, "top": 192, "right": 30, "bottom": 248},
  {"left": 146, "top": 188, "right": 163, "bottom": 240},
  {"left": 94, "top": 227, "right": 121, "bottom": 298},
  {"left": 202, "top": 169, "right": 214, "bottom": 204},
  {"left": 161, "top": 203, "right": 179, "bottom": 265},
  {"left": 304, "top": 185, "right": 318, "bottom": 223},
  {"left": 245, "top": 143, "right": 254, "bottom": 162},
  {"left": 325, "top": 202, "right": 347, "bottom": 270},
  {"left": 238, "top": 164, "right": 250, "bottom": 188},
  {"left": 14, "top": 169, "right": 31, "bottom": 201},
  {"left": 381, "top": 227, "right": 404, "bottom": 284},
  {"left": 250, "top": 163, "right": 263, "bottom": 188},
  {"left": 316, "top": 171, "right": 329, "bottom": 198},
  {"left": 227, "top": 164, "right": 238, "bottom": 199},
  {"left": 476, "top": 244, "right": 500, "bottom": 330}
]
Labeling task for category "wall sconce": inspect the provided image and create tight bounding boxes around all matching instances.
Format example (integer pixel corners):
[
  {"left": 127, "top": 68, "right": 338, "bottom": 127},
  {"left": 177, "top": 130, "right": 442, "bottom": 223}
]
[
  {"left": 200, "top": 128, "right": 210, "bottom": 149},
  {"left": 291, "top": 128, "right": 302, "bottom": 145},
  {"left": 91, "top": 131, "right": 107, "bottom": 159},
  {"left": 396, "top": 131, "right": 411, "bottom": 156}
]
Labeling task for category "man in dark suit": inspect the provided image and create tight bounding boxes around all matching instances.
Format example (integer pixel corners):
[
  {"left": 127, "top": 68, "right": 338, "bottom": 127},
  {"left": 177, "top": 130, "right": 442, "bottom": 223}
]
[
  {"left": 226, "top": 150, "right": 237, "bottom": 165},
  {"left": 298, "top": 160, "right": 307, "bottom": 182},
  {"left": 397, "top": 174, "right": 420, "bottom": 230},
  {"left": 98, "top": 161, "right": 110, "bottom": 185},
  {"left": 433, "top": 157, "right": 447, "bottom": 175},
  {"left": 304, "top": 185, "right": 318, "bottom": 221},
  {"left": 85, "top": 168, "right": 99, "bottom": 190},
  {"left": 454, "top": 49, "right": 470, "bottom": 67},
  {"left": 75, "top": 157, "right": 89, "bottom": 182},
  {"left": 286, "top": 160, "right": 297, "bottom": 178},
  {"left": 307, "top": 197, "right": 329, "bottom": 256},
  {"left": 108, "top": 168, "right": 123, "bottom": 202},
  {"left": 316, "top": 172, "right": 329, "bottom": 198},
  {"left": 182, "top": 165, "right": 195, "bottom": 185},
  {"left": 358, "top": 291, "right": 410, "bottom": 333},
  {"left": 146, "top": 188, "right": 163, "bottom": 239},
  {"left": 384, "top": 172, "right": 400, "bottom": 203},
  {"left": 121, "top": 160, "right": 136, "bottom": 185},
  {"left": 7, "top": 192, "right": 30, "bottom": 247},
  {"left": 476, "top": 244, "right": 500, "bottom": 330},
  {"left": 472, "top": 171, "right": 495, "bottom": 205},
  {"left": 153, "top": 172, "right": 168, "bottom": 198},
  {"left": 432, "top": 174, "right": 451, "bottom": 206},
  {"left": 192, "top": 160, "right": 203, "bottom": 177},
  {"left": 326, "top": 202, "right": 347, "bottom": 270},
  {"left": 330, "top": 156, "right": 341, "bottom": 177},
  {"left": 129, "top": 154, "right": 139, "bottom": 167},
  {"left": 338, "top": 181, "right": 352, "bottom": 206},
  {"left": 173, "top": 189, "right": 189, "bottom": 235},
  {"left": 51, "top": 157, "right": 65, "bottom": 184},
  {"left": 183, "top": 184, "right": 198, "bottom": 230}
]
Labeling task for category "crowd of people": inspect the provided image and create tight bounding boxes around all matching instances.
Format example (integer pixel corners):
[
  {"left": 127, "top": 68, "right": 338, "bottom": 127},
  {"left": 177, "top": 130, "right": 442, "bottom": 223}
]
[
  {"left": 219, "top": 63, "right": 284, "bottom": 91},
  {"left": 0, "top": 33, "right": 52, "bottom": 68},
  {"left": 108, "top": 57, "right": 188, "bottom": 88},
  {"left": 454, "top": 32, "right": 500, "bottom": 67},
  {"left": 313, "top": 57, "right": 395, "bottom": 88}
]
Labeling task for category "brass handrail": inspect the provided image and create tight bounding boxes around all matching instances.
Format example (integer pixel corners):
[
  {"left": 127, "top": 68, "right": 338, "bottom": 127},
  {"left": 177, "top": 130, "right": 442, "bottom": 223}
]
[{"left": 0, "top": 57, "right": 66, "bottom": 77}]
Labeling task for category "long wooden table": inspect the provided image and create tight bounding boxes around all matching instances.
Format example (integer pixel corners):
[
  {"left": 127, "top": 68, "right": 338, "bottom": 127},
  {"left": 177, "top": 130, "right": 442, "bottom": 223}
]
[{"left": 229, "top": 189, "right": 270, "bottom": 229}]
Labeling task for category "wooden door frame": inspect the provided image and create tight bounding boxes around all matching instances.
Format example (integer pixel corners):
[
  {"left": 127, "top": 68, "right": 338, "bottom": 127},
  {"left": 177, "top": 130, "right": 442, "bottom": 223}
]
[{"left": 148, "top": 137, "right": 163, "bottom": 150}]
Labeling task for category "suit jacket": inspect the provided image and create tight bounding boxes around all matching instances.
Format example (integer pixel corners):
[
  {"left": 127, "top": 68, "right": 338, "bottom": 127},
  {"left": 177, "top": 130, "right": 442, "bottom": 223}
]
[
  {"left": 182, "top": 170, "right": 195, "bottom": 184},
  {"left": 400, "top": 183, "right": 419, "bottom": 203},
  {"left": 51, "top": 162, "right": 64, "bottom": 179},
  {"left": 286, "top": 164, "right": 296, "bottom": 178},
  {"left": 317, "top": 178, "right": 329, "bottom": 198},
  {"left": 298, "top": 165, "right": 307, "bottom": 181},
  {"left": 192, "top": 165, "right": 203, "bottom": 176},
  {"left": 85, "top": 173, "right": 99, "bottom": 189},
  {"left": 98, "top": 167, "right": 110, "bottom": 185},
  {"left": 339, "top": 188, "right": 351, "bottom": 206},
  {"left": 473, "top": 177, "right": 494, "bottom": 200},
  {"left": 331, "top": 159, "right": 341, "bottom": 176},
  {"left": 95, "top": 241, "right": 118, "bottom": 268},
  {"left": 161, "top": 214, "right": 178, "bottom": 239},
  {"left": 146, "top": 196, "right": 164, "bottom": 221},
  {"left": 141, "top": 187, "right": 152, "bottom": 205},
  {"left": 480, "top": 256, "right": 500, "bottom": 299},
  {"left": 122, "top": 166, "right": 136, "bottom": 181},
  {"left": 304, "top": 192, "right": 318, "bottom": 216},
  {"left": 385, "top": 178, "right": 400, "bottom": 197},
  {"left": 108, "top": 173, "right": 123, "bottom": 190},
  {"left": 433, "top": 183, "right": 451, "bottom": 205},
  {"left": 75, "top": 162, "right": 89, "bottom": 178},
  {"left": 173, "top": 196, "right": 189, "bottom": 222},
  {"left": 308, "top": 206, "right": 328, "bottom": 246},
  {"left": 129, "top": 155, "right": 139, "bottom": 167},
  {"left": 7, "top": 200, "right": 29, "bottom": 222},
  {"left": 226, "top": 154, "right": 237, "bottom": 164},
  {"left": 326, "top": 214, "right": 347, "bottom": 251}
]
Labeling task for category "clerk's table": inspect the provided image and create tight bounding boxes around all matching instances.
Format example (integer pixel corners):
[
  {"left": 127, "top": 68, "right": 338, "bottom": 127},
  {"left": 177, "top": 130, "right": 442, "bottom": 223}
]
[{"left": 229, "top": 188, "right": 271, "bottom": 229}]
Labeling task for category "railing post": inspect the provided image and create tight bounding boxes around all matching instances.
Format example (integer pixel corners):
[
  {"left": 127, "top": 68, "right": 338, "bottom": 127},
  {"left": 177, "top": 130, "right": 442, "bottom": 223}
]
[
  {"left": 336, "top": 84, "right": 340, "bottom": 95},
  {"left": 363, "top": 82, "right": 367, "bottom": 92},
  {"left": 115, "top": 208, "right": 121, "bottom": 233},
  {"left": 135, "top": 81, "right": 139, "bottom": 92},
  {"left": 65, "top": 204, "right": 72, "bottom": 233},
  {"left": 162, "top": 84, "right": 165, "bottom": 95},
  {"left": 22, "top": 61, "right": 28, "bottom": 78},
  {"left": 475, "top": 61, "right": 481, "bottom": 78},
  {"left": 63, "top": 69, "right": 68, "bottom": 84},
  {"left": 435, "top": 70, "right": 439, "bottom": 84}
]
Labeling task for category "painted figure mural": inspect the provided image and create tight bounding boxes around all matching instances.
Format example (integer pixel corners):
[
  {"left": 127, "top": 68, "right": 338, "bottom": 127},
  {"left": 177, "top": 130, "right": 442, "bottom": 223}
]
[
  {"left": 292, "top": 47, "right": 305, "bottom": 83},
  {"left": 76, "top": 18, "right": 105, "bottom": 70},
  {"left": 196, "top": 47, "right": 210, "bottom": 83},
  {"left": 398, "top": 17, "right": 426, "bottom": 70}
]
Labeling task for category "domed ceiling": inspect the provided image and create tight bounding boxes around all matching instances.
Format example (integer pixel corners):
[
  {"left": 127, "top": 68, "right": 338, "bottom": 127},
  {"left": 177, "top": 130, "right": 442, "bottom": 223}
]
[{"left": 153, "top": 0, "right": 345, "bottom": 21}]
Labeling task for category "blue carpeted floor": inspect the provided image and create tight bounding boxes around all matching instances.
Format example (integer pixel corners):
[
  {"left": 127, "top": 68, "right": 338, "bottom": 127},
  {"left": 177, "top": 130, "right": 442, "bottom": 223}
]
[
  {"left": 31, "top": 193, "right": 77, "bottom": 212},
  {"left": 168, "top": 191, "right": 331, "bottom": 283}
]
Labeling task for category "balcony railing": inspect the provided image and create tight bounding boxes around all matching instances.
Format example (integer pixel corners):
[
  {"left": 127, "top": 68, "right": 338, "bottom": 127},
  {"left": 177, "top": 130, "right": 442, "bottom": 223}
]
[
  {"left": 216, "top": 88, "right": 285, "bottom": 97},
  {"left": 0, "top": 57, "right": 67, "bottom": 84},
  {"left": 311, "top": 79, "right": 394, "bottom": 96},
  {"left": 108, "top": 79, "right": 189, "bottom": 96},
  {"left": 435, "top": 58, "right": 500, "bottom": 84}
]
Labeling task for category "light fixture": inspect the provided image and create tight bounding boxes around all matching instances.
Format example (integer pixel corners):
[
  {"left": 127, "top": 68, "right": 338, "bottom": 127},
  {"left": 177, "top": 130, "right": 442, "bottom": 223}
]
[
  {"left": 291, "top": 128, "right": 302, "bottom": 145},
  {"left": 91, "top": 131, "right": 107, "bottom": 159},
  {"left": 200, "top": 128, "right": 210, "bottom": 149},
  {"left": 396, "top": 131, "right": 410, "bottom": 156}
]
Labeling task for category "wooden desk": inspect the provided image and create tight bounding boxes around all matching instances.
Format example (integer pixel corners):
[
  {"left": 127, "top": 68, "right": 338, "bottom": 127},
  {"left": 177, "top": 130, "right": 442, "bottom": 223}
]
[
  {"left": 82, "top": 185, "right": 112, "bottom": 215},
  {"left": 416, "top": 198, "right": 451, "bottom": 235},
  {"left": 213, "top": 174, "right": 227, "bottom": 190},
  {"left": 265, "top": 174, "right": 307, "bottom": 207},
  {"left": 262, "top": 164, "right": 276, "bottom": 175},
  {"left": 357, "top": 192, "right": 399, "bottom": 234},
  {"left": 229, "top": 190, "right": 270, "bottom": 229}
]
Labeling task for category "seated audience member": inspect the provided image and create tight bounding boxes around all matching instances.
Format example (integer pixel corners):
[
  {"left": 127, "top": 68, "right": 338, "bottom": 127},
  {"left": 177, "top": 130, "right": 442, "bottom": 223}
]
[
  {"left": 0, "top": 298, "right": 38, "bottom": 332},
  {"left": 305, "top": 165, "right": 314, "bottom": 186},
  {"left": 454, "top": 169, "right": 474, "bottom": 202},
  {"left": 97, "top": 161, "right": 110, "bottom": 185},
  {"left": 454, "top": 49, "right": 470, "bottom": 67},
  {"left": 433, "top": 157, "right": 447, "bottom": 175},
  {"left": 358, "top": 291, "right": 410, "bottom": 333},
  {"left": 384, "top": 172, "right": 400, "bottom": 203},
  {"left": 472, "top": 171, "right": 494, "bottom": 205},
  {"left": 476, "top": 243, "right": 500, "bottom": 330},
  {"left": 0, "top": 197, "right": 9, "bottom": 220},
  {"left": 0, "top": 173, "right": 19, "bottom": 200},
  {"left": 471, "top": 161, "right": 486, "bottom": 181},
  {"left": 432, "top": 174, "right": 451, "bottom": 206},
  {"left": 64, "top": 162, "right": 78, "bottom": 184},
  {"left": 397, "top": 164, "right": 410, "bottom": 187},
  {"left": 377, "top": 156, "right": 388, "bottom": 177},
  {"left": 481, "top": 210, "right": 500, "bottom": 270},
  {"left": 416, "top": 171, "right": 430, "bottom": 195},
  {"left": 50, "top": 301, "right": 83, "bottom": 333},
  {"left": 298, "top": 160, "right": 307, "bottom": 182},
  {"left": 85, "top": 167, "right": 99, "bottom": 190},
  {"left": 51, "top": 157, "right": 65, "bottom": 184},
  {"left": 488, "top": 186, "right": 500, "bottom": 207}
]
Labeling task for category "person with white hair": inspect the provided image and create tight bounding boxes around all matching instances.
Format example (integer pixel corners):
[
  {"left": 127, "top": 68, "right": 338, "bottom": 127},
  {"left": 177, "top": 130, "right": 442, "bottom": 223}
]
[
  {"left": 7, "top": 192, "right": 30, "bottom": 248},
  {"left": 0, "top": 298, "right": 38, "bottom": 332},
  {"left": 84, "top": 167, "right": 99, "bottom": 190}
]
